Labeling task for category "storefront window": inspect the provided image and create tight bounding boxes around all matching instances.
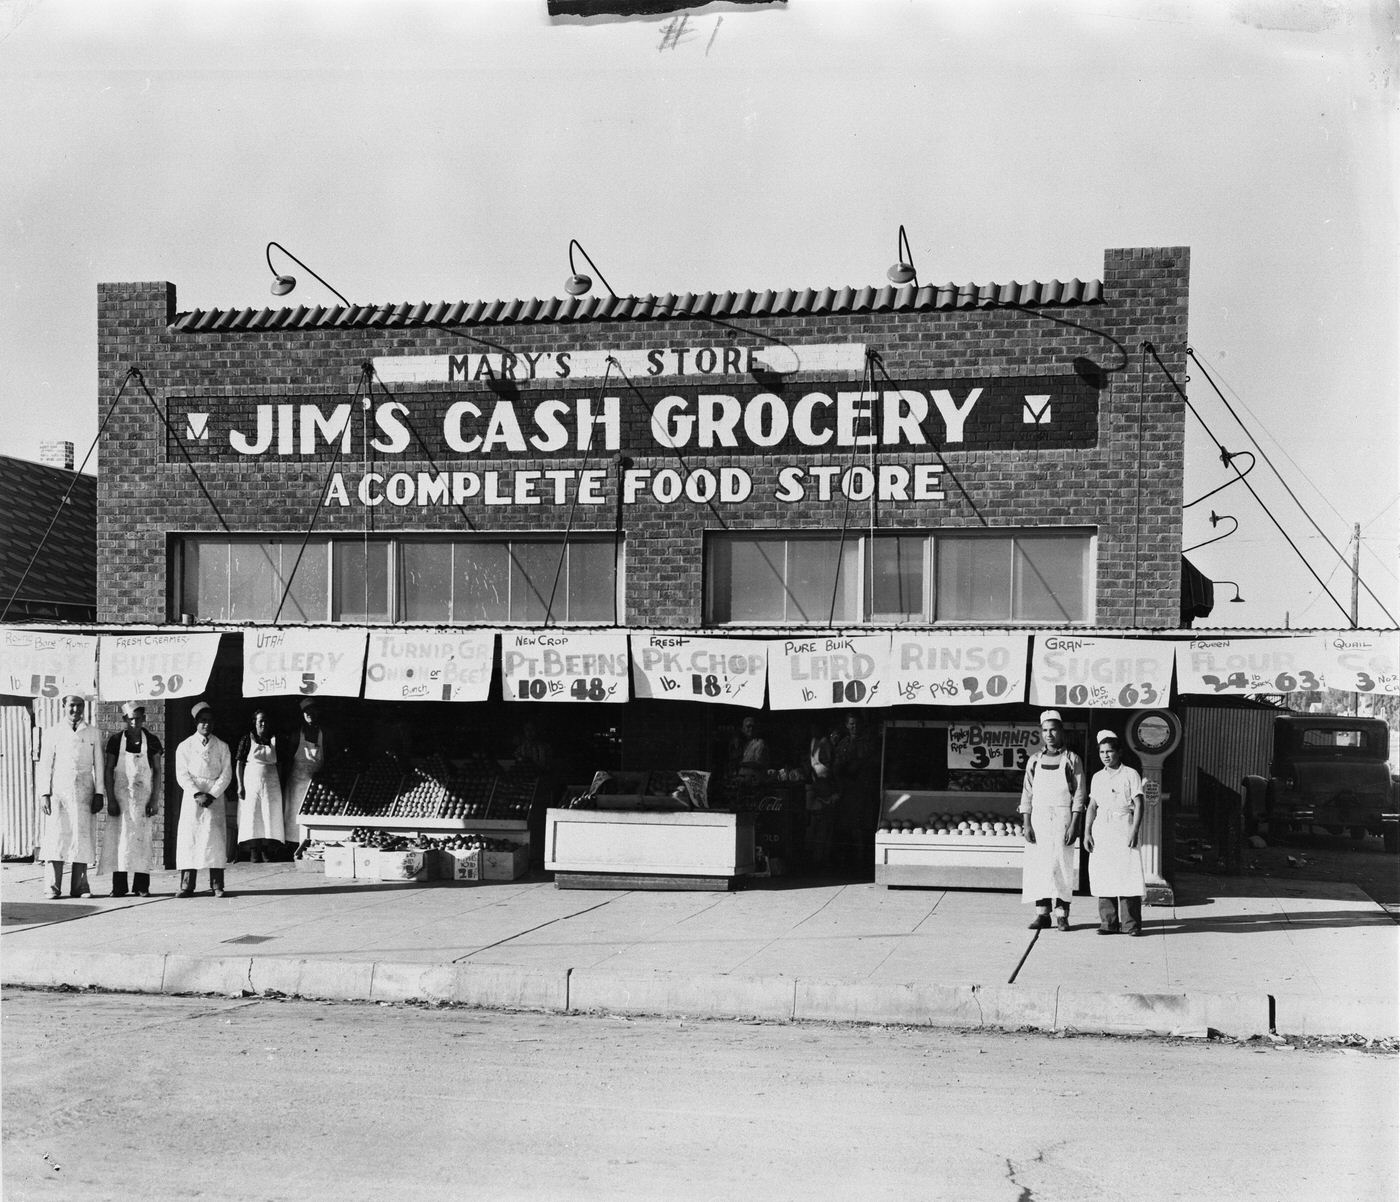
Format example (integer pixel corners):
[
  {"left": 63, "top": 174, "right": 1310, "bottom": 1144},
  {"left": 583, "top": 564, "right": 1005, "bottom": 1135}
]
[
  {"left": 706, "top": 529, "right": 1093, "bottom": 625},
  {"left": 176, "top": 536, "right": 617, "bottom": 624}
]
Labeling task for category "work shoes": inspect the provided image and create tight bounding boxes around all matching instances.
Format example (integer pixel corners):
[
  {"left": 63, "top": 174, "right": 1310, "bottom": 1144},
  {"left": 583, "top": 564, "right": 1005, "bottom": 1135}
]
[
  {"left": 1027, "top": 913, "right": 1051, "bottom": 930},
  {"left": 1097, "top": 925, "right": 1120, "bottom": 935},
  {"left": 1055, "top": 915, "right": 1071, "bottom": 932}
]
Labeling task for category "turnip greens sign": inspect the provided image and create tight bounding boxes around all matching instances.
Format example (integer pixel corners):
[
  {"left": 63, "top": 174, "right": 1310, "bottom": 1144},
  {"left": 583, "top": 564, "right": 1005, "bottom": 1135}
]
[{"left": 364, "top": 630, "right": 495, "bottom": 702}]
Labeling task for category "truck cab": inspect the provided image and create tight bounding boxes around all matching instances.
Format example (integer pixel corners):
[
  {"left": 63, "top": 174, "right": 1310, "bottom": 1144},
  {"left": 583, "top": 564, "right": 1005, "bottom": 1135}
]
[{"left": 1243, "top": 713, "right": 1397, "bottom": 851}]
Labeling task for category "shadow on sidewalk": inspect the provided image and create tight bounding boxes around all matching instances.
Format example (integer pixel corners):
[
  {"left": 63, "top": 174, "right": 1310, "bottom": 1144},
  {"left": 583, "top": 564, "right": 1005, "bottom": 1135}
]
[
  {"left": 3, "top": 901, "right": 103, "bottom": 925},
  {"left": 1145, "top": 909, "right": 1398, "bottom": 935}
]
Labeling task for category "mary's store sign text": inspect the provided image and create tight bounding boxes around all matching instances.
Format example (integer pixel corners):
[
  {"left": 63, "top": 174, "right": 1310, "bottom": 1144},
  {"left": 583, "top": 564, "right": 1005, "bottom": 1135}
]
[{"left": 166, "top": 343, "right": 1099, "bottom": 509}]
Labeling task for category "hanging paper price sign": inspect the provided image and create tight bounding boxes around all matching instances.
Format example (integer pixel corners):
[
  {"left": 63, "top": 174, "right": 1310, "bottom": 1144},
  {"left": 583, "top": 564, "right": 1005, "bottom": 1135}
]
[
  {"left": 99, "top": 633, "right": 221, "bottom": 701},
  {"left": 502, "top": 630, "right": 629, "bottom": 703},
  {"left": 0, "top": 630, "right": 97, "bottom": 699},
  {"left": 242, "top": 628, "right": 367, "bottom": 699},
  {"left": 364, "top": 629, "right": 495, "bottom": 702},
  {"left": 1320, "top": 632, "right": 1399, "bottom": 696},
  {"left": 890, "top": 632, "right": 1029, "bottom": 706},
  {"left": 1030, "top": 635, "right": 1174, "bottom": 709},
  {"left": 1174, "top": 636, "right": 1325, "bottom": 696},
  {"left": 766, "top": 633, "right": 892, "bottom": 711},
  {"left": 630, "top": 634, "right": 767, "bottom": 708}
]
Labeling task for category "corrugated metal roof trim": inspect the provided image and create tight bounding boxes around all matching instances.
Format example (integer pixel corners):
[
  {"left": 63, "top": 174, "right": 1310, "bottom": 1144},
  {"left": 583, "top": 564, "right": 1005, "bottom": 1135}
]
[{"left": 169, "top": 277, "right": 1105, "bottom": 333}]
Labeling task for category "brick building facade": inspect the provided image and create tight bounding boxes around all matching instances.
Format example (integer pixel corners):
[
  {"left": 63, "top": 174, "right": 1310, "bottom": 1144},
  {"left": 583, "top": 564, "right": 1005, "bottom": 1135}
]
[{"left": 95, "top": 246, "right": 1191, "bottom": 867}]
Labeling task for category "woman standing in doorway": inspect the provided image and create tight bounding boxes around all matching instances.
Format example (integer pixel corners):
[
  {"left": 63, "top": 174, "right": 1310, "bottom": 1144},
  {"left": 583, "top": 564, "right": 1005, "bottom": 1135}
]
[{"left": 235, "top": 708, "right": 284, "bottom": 863}]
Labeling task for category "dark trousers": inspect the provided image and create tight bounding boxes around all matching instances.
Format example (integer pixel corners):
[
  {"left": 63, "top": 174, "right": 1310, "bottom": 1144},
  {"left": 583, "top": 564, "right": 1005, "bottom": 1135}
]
[
  {"left": 1097, "top": 896, "right": 1142, "bottom": 932},
  {"left": 110, "top": 871, "right": 151, "bottom": 896},
  {"left": 179, "top": 868, "right": 225, "bottom": 895},
  {"left": 50, "top": 861, "right": 90, "bottom": 897},
  {"left": 1034, "top": 897, "right": 1070, "bottom": 913}
]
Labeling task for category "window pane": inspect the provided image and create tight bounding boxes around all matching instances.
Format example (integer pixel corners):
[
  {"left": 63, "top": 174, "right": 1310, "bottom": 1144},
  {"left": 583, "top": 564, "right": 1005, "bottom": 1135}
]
[
  {"left": 334, "top": 540, "right": 391, "bottom": 622},
  {"left": 871, "top": 536, "right": 926, "bottom": 621},
  {"left": 566, "top": 541, "right": 617, "bottom": 622},
  {"left": 183, "top": 539, "right": 229, "bottom": 622},
  {"left": 720, "top": 538, "right": 790, "bottom": 622},
  {"left": 276, "top": 541, "right": 328, "bottom": 622},
  {"left": 400, "top": 542, "right": 451, "bottom": 622},
  {"left": 937, "top": 537, "right": 1012, "bottom": 621},
  {"left": 508, "top": 543, "right": 564, "bottom": 623},
  {"left": 453, "top": 543, "right": 510, "bottom": 622},
  {"left": 787, "top": 538, "right": 857, "bottom": 623},
  {"left": 229, "top": 543, "right": 277, "bottom": 621},
  {"left": 1014, "top": 535, "right": 1087, "bottom": 621}
]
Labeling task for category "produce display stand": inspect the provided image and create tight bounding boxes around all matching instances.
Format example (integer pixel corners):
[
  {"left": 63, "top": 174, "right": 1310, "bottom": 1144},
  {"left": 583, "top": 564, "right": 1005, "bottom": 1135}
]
[
  {"left": 545, "top": 808, "right": 757, "bottom": 890},
  {"left": 298, "top": 755, "right": 538, "bottom": 879}
]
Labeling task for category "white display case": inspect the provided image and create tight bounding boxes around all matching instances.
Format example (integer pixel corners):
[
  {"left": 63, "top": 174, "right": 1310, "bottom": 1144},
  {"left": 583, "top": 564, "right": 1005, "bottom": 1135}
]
[{"left": 544, "top": 808, "right": 756, "bottom": 890}]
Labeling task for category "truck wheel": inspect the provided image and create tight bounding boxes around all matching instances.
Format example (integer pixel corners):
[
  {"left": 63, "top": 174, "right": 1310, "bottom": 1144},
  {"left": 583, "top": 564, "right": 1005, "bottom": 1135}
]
[{"left": 1384, "top": 826, "right": 1399, "bottom": 855}]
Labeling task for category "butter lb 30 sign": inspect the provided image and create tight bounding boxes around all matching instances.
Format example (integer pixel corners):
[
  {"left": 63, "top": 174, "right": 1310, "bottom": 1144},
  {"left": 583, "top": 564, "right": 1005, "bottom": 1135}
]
[
  {"left": 502, "top": 630, "right": 629, "bottom": 703},
  {"left": 629, "top": 634, "right": 767, "bottom": 708},
  {"left": 98, "top": 633, "right": 220, "bottom": 701},
  {"left": 1030, "top": 635, "right": 1174, "bottom": 709}
]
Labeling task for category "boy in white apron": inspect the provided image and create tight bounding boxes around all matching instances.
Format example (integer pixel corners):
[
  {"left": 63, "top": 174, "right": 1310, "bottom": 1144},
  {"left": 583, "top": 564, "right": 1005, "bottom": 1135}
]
[
  {"left": 103, "top": 701, "right": 162, "bottom": 897},
  {"left": 1085, "top": 731, "right": 1146, "bottom": 936},
  {"left": 1019, "top": 710, "right": 1086, "bottom": 931}
]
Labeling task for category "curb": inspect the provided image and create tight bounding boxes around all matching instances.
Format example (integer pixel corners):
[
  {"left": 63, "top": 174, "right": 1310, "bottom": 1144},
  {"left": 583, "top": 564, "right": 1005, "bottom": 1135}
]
[{"left": 1, "top": 950, "right": 1285, "bottom": 1039}]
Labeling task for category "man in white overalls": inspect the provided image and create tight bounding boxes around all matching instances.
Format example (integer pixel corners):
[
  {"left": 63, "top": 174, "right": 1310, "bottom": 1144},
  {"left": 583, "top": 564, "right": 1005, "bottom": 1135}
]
[
  {"left": 1019, "top": 709, "right": 1087, "bottom": 931},
  {"left": 103, "top": 701, "right": 162, "bottom": 897},
  {"left": 38, "top": 694, "right": 105, "bottom": 898}
]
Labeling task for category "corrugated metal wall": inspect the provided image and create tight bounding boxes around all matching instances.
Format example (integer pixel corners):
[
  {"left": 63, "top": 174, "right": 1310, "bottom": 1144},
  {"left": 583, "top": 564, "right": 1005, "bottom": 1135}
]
[
  {"left": 1, "top": 701, "right": 37, "bottom": 857},
  {"left": 1180, "top": 704, "right": 1276, "bottom": 814}
]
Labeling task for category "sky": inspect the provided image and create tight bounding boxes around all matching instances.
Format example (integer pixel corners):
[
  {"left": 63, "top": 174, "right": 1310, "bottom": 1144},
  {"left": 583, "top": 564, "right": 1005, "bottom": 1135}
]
[{"left": 1, "top": 0, "right": 1395, "bottom": 630}]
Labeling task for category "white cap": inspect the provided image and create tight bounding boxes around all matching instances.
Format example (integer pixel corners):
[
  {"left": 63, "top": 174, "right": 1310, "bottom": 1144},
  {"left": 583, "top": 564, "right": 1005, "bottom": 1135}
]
[
  {"left": 191, "top": 701, "right": 212, "bottom": 721},
  {"left": 1039, "top": 710, "right": 1063, "bottom": 724},
  {"left": 1096, "top": 729, "right": 1120, "bottom": 744},
  {"left": 120, "top": 701, "right": 145, "bottom": 719},
  {"left": 60, "top": 692, "right": 86, "bottom": 705}
]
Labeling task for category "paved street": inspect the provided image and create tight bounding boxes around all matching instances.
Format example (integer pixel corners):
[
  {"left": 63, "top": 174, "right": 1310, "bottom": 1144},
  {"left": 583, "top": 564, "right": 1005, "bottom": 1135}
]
[{"left": 3, "top": 988, "right": 1393, "bottom": 1202}]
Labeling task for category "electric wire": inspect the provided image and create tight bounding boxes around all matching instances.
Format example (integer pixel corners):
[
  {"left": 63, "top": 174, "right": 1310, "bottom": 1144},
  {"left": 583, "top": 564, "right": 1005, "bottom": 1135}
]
[
  {"left": 1145, "top": 343, "right": 1355, "bottom": 625},
  {"left": 1188, "top": 349, "right": 1396, "bottom": 625}
]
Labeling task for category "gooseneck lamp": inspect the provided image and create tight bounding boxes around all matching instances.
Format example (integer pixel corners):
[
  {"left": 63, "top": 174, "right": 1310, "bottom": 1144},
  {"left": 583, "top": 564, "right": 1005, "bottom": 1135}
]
[
  {"left": 887, "top": 224, "right": 919, "bottom": 287},
  {"left": 1211, "top": 580, "right": 1245, "bottom": 603},
  {"left": 564, "top": 239, "right": 618, "bottom": 298},
  {"left": 265, "top": 241, "right": 352, "bottom": 308}
]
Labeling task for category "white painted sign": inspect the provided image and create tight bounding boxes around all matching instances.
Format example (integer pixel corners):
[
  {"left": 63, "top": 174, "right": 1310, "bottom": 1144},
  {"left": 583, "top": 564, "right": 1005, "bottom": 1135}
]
[
  {"left": 0, "top": 630, "right": 97, "bottom": 699},
  {"left": 371, "top": 343, "right": 867, "bottom": 384},
  {"left": 629, "top": 634, "right": 767, "bottom": 708},
  {"left": 501, "top": 630, "right": 629, "bottom": 703},
  {"left": 363, "top": 629, "right": 495, "bottom": 702},
  {"left": 1176, "top": 632, "right": 1400, "bottom": 697},
  {"left": 242, "top": 628, "right": 367, "bottom": 699},
  {"left": 947, "top": 722, "right": 1042, "bottom": 770},
  {"left": 1030, "top": 635, "right": 1174, "bottom": 709},
  {"left": 766, "top": 633, "right": 892, "bottom": 711},
  {"left": 98, "top": 633, "right": 221, "bottom": 702},
  {"left": 891, "top": 632, "right": 1029, "bottom": 706}
]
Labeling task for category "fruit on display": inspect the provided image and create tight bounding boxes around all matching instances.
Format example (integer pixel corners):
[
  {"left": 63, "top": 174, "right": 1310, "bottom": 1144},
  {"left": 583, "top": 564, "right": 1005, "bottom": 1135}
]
[
  {"left": 417, "top": 833, "right": 522, "bottom": 854},
  {"left": 345, "top": 756, "right": 404, "bottom": 816},
  {"left": 298, "top": 771, "right": 356, "bottom": 816},
  {"left": 878, "top": 812, "right": 1022, "bottom": 837},
  {"left": 393, "top": 768, "right": 448, "bottom": 819}
]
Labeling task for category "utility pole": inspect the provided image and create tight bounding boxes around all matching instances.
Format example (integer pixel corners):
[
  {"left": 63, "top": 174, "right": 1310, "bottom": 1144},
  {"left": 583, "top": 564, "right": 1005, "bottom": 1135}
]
[{"left": 1350, "top": 521, "right": 1361, "bottom": 629}]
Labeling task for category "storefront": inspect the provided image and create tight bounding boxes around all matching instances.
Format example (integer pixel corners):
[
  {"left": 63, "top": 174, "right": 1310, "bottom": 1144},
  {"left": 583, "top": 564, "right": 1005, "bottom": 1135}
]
[{"left": 3, "top": 245, "right": 1373, "bottom": 891}]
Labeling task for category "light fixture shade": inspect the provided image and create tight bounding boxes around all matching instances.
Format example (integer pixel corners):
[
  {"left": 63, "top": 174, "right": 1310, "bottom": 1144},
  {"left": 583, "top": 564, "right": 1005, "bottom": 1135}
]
[
  {"left": 565, "top": 273, "right": 593, "bottom": 296},
  {"left": 887, "top": 262, "right": 917, "bottom": 286},
  {"left": 271, "top": 275, "right": 296, "bottom": 297}
]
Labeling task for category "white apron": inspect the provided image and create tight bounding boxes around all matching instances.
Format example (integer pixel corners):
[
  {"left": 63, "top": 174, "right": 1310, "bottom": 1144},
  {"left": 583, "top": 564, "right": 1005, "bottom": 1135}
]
[
  {"left": 107, "top": 730, "right": 158, "bottom": 873},
  {"left": 238, "top": 737, "right": 284, "bottom": 842},
  {"left": 37, "top": 723, "right": 102, "bottom": 865},
  {"left": 282, "top": 729, "right": 324, "bottom": 844},
  {"left": 175, "top": 733, "right": 232, "bottom": 870},
  {"left": 1021, "top": 754, "right": 1078, "bottom": 903},
  {"left": 1089, "top": 766, "right": 1146, "bottom": 898}
]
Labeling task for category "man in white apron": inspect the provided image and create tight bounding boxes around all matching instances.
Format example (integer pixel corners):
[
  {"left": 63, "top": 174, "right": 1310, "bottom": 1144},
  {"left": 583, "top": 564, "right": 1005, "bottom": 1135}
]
[
  {"left": 282, "top": 698, "right": 329, "bottom": 856},
  {"left": 103, "top": 701, "right": 163, "bottom": 897},
  {"left": 174, "top": 700, "right": 233, "bottom": 898},
  {"left": 1085, "top": 730, "right": 1146, "bottom": 936},
  {"left": 1019, "top": 710, "right": 1086, "bottom": 931},
  {"left": 38, "top": 694, "right": 105, "bottom": 898}
]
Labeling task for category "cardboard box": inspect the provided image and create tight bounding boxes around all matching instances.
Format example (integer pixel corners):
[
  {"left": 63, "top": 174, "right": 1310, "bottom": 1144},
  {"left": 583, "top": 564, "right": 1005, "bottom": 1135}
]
[
  {"left": 372, "top": 849, "right": 427, "bottom": 882},
  {"left": 430, "top": 847, "right": 482, "bottom": 882},
  {"left": 352, "top": 844, "right": 379, "bottom": 878},
  {"left": 482, "top": 845, "right": 529, "bottom": 881},
  {"left": 323, "top": 844, "right": 356, "bottom": 879}
]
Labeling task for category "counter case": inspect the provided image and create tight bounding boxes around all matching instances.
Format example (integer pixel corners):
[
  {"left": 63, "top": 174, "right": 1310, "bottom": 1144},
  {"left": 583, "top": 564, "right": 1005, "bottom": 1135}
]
[{"left": 544, "top": 808, "right": 756, "bottom": 890}]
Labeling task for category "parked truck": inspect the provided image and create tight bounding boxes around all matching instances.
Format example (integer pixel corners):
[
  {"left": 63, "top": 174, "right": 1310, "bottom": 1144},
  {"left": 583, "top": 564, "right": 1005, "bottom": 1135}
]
[{"left": 1242, "top": 713, "right": 1398, "bottom": 853}]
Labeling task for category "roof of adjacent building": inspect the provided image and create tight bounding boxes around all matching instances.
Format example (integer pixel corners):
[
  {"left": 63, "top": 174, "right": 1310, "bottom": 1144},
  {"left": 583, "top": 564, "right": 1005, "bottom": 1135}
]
[
  {"left": 0, "top": 455, "right": 97, "bottom": 622},
  {"left": 170, "top": 276, "right": 1104, "bottom": 334}
]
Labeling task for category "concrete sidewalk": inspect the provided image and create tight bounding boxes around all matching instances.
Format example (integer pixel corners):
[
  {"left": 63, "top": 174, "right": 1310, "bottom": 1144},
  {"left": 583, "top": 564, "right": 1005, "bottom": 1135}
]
[{"left": 2, "top": 859, "right": 1395, "bottom": 1039}]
